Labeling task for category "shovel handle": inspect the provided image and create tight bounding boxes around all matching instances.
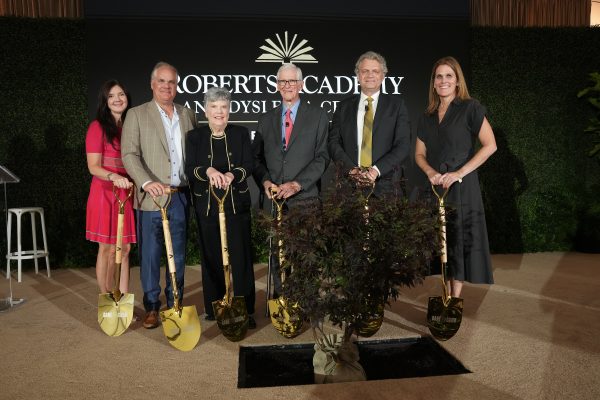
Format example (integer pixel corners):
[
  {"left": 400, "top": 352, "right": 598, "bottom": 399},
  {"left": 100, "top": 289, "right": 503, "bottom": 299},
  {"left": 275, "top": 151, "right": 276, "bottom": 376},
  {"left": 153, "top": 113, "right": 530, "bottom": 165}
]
[
  {"left": 218, "top": 211, "right": 233, "bottom": 304},
  {"left": 111, "top": 186, "right": 133, "bottom": 300},
  {"left": 210, "top": 185, "right": 234, "bottom": 304},
  {"left": 151, "top": 192, "right": 181, "bottom": 310},
  {"left": 432, "top": 184, "right": 453, "bottom": 300},
  {"left": 218, "top": 211, "right": 230, "bottom": 268},
  {"left": 115, "top": 212, "right": 124, "bottom": 265},
  {"left": 113, "top": 186, "right": 133, "bottom": 266},
  {"left": 270, "top": 187, "right": 287, "bottom": 281},
  {"left": 162, "top": 219, "right": 176, "bottom": 274},
  {"left": 431, "top": 184, "right": 450, "bottom": 264}
]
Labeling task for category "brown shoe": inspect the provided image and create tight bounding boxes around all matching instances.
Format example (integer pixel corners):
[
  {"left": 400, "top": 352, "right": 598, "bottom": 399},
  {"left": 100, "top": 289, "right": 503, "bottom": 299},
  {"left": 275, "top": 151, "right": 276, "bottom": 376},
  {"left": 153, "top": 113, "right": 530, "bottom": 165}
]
[{"left": 143, "top": 310, "right": 160, "bottom": 329}]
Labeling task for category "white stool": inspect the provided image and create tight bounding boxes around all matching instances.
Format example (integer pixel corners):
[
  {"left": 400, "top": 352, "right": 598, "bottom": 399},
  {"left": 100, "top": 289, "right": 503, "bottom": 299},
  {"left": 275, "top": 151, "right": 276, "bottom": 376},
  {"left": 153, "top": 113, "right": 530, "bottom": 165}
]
[{"left": 6, "top": 207, "right": 50, "bottom": 282}]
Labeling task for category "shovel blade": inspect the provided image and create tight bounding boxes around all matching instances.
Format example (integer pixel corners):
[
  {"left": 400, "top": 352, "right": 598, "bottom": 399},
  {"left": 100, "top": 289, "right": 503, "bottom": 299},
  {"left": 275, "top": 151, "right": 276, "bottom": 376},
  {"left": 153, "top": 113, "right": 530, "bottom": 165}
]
[
  {"left": 159, "top": 305, "right": 201, "bottom": 352},
  {"left": 268, "top": 297, "right": 303, "bottom": 338},
  {"left": 353, "top": 300, "right": 385, "bottom": 338},
  {"left": 427, "top": 295, "right": 464, "bottom": 341},
  {"left": 98, "top": 293, "right": 134, "bottom": 337},
  {"left": 213, "top": 296, "right": 248, "bottom": 342}
]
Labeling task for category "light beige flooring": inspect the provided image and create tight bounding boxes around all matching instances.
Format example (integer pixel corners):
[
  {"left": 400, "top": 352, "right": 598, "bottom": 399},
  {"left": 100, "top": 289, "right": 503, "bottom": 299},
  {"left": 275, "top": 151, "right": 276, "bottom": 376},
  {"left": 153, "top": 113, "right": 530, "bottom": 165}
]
[{"left": 1, "top": 252, "right": 599, "bottom": 399}]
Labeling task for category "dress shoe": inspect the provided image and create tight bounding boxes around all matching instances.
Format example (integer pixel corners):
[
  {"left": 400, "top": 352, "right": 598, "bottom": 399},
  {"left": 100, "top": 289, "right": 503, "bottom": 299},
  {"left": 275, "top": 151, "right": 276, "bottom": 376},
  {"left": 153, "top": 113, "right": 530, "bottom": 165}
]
[
  {"left": 248, "top": 316, "right": 256, "bottom": 329},
  {"left": 143, "top": 310, "right": 160, "bottom": 329}
]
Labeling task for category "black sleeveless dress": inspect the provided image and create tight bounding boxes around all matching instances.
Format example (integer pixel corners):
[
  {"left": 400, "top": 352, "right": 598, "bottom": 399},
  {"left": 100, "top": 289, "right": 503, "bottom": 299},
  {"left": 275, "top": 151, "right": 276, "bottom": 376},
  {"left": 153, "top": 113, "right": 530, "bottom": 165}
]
[{"left": 417, "top": 98, "right": 493, "bottom": 284}]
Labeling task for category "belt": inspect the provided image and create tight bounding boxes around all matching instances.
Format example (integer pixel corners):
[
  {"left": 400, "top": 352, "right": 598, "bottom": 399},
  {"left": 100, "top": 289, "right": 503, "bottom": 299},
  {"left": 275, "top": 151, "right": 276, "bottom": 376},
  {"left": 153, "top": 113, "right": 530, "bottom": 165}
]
[{"left": 169, "top": 186, "right": 188, "bottom": 193}]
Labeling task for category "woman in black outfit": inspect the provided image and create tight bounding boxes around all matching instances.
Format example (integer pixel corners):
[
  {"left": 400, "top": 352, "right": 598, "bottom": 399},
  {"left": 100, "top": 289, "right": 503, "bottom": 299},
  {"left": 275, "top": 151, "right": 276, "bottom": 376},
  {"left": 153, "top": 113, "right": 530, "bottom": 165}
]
[
  {"left": 185, "top": 87, "right": 256, "bottom": 328},
  {"left": 415, "top": 56, "right": 497, "bottom": 298}
]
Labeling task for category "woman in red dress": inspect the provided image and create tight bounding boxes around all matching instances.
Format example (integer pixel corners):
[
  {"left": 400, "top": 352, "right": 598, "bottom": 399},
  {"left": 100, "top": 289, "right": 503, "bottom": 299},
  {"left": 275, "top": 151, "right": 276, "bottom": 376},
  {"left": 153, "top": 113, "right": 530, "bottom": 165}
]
[{"left": 86, "top": 80, "right": 136, "bottom": 293}]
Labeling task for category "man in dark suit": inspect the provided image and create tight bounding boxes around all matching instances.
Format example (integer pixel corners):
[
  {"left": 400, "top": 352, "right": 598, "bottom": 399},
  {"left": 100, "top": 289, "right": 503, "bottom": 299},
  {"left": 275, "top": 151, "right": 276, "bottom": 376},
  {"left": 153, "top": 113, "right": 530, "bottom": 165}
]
[
  {"left": 122, "top": 62, "right": 197, "bottom": 329},
  {"left": 253, "top": 63, "right": 329, "bottom": 293},
  {"left": 328, "top": 51, "right": 410, "bottom": 196}
]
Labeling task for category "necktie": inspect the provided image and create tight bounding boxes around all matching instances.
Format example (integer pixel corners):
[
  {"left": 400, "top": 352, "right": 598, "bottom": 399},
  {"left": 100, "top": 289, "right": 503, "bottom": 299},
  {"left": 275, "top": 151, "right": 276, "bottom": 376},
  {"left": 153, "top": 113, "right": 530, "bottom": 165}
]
[
  {"left": 284, "top": 108, "right": 293, "bottom": 150},
  {"left": 360, "top": 97, "right": 373, "bottom": 167}
]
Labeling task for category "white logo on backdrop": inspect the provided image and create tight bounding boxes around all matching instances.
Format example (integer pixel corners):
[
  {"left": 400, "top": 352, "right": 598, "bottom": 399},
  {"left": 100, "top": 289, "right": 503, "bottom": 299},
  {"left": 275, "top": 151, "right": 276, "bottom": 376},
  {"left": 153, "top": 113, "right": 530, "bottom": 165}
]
[
  {"left": 255, "top": 31, "right": 318, "bottom": 64},
  {"left": 181, "top": 31, "right": 404, "bottom": 119}
]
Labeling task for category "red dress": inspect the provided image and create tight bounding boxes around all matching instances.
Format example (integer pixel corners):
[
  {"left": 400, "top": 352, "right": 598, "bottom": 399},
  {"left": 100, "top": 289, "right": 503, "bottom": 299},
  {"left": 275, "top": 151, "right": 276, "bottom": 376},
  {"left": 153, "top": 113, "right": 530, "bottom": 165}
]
[{"left": 85, "top": 121, "right": 136, "bottom": 244}]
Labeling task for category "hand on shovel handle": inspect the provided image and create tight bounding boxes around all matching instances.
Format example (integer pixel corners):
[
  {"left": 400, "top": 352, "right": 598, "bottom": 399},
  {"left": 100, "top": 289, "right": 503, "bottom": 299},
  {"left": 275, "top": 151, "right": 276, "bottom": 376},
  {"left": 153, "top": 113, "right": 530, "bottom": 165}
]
[
  {"left": 152, "top": 192, "right": 201, "bottom": 351},
  {"left": 427, "top": 183, "right": 464, "bottom": 341},
  {"left": 97, "top": 185, "right": 134, "bottom": 337}
]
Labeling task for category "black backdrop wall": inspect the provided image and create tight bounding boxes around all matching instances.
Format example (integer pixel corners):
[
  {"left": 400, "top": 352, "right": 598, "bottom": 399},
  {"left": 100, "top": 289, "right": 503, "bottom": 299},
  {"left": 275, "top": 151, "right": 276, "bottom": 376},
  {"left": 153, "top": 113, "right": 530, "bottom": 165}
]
[{"left": 1, "top": 17, "right": 599, "bottom": 268}]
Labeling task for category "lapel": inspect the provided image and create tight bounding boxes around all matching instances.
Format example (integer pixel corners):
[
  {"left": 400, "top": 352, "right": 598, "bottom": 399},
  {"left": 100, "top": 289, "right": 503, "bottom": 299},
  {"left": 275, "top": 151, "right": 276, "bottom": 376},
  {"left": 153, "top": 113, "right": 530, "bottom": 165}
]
[
  {"left": 349, "top": 95, "right": 360, "bottom": 150},
  {"left": 372, "top": 93, "right": 388, "bottom": 138},
  {"left": 270, "top": 104, "right": 284, "bottom": 151},
  {"left": 176, "top": 103, "right": 192, "bottom": 132},
  {"left": 147, "top": 101, "right": 169, "bottom": 154},
  {"left": 174, "top": 103, "right": 190, "bottom": 156}
]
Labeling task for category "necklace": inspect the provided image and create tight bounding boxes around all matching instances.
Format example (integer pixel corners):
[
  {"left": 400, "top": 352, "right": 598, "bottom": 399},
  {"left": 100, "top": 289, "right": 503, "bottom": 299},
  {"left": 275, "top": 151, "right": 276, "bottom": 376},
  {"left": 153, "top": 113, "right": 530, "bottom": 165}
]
[{"left": 209, "top": 124, "right": 227, "bottom": 138}]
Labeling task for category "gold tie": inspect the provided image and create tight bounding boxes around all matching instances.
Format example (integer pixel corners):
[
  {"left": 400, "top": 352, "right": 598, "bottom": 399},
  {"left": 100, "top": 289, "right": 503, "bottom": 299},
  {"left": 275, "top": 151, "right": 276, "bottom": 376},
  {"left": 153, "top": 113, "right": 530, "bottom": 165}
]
[{"left": 360, "top": 96, "right": 373, "bottom": 167}]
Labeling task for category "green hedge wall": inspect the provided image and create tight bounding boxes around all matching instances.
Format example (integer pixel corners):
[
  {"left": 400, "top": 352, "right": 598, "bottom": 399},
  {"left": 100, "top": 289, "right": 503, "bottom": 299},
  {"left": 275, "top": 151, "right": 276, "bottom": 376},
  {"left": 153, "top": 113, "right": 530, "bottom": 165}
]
[
  {"left": 1, "top": 19, "right": 599, "bottom": 269},
  {"left": 472, "top": 27, "right": 600, "bottom": 252},
  {"left": 0, "top": 17, "right": 268, "bottom": 267},
  {"left": 0, "top": 18, "right": 90, "bottom": 266}
]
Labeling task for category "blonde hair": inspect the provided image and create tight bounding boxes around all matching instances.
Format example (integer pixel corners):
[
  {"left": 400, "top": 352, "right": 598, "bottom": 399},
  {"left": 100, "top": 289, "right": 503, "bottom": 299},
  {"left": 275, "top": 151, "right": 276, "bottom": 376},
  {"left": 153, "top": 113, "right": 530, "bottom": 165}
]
[
  {"left": 426, "top": 56, "right": 470, "bottom": 115},
  {"left": 354, "top": 51, "right": 388, "bottom": 75}
]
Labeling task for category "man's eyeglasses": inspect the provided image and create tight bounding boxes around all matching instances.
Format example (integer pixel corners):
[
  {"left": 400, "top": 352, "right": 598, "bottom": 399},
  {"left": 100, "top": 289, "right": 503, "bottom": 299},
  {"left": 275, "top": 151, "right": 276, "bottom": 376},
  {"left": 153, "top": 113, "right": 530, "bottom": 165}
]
[{"left": 277, "top": 79, "right": 300, "bottom": 87}]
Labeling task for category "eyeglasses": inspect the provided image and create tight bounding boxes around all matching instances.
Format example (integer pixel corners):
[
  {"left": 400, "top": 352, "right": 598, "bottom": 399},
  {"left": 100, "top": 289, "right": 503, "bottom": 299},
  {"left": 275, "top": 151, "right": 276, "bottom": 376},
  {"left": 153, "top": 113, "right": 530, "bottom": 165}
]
[{"left": 277, "top": 79, "right": 300, "bottom": 87}]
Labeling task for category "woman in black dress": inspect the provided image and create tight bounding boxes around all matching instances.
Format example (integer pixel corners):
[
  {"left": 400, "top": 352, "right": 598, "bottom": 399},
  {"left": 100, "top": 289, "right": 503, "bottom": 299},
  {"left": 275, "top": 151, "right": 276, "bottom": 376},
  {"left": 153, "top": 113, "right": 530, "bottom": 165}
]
[
  {"left": 185, "top": 87, "right": 256, "bottom": 328},
  {"left": 415, "top": 56, "right": 497, "bottom": 298}
]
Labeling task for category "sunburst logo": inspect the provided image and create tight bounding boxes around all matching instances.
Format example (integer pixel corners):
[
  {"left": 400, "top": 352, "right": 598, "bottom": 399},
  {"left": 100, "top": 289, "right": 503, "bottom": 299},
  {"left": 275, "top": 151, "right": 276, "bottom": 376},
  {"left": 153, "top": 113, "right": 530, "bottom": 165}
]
[{"left": 255, "top": 31, "right": 318, "bottom": 64}]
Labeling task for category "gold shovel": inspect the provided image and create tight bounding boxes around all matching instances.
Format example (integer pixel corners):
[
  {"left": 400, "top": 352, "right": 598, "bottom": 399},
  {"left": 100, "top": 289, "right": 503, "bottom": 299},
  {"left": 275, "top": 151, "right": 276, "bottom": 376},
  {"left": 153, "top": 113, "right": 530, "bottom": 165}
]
[
  {"left": 153, "top": 191, "right": 201, "bottom": 352},
  {"left": 210, "top": 185, "right": 249, "bottom": 342},
  {"left": 427, "top": 184, "right": 464, "bottom": 341},
  {"left": 353, "top": 179, "right": 384, "bottom": 338},
  {"left": 98, "top": 186, "right": 134, "bottom": 337},
  {"left": 267, "top": 187, "right": 303, "bottom": 339}
]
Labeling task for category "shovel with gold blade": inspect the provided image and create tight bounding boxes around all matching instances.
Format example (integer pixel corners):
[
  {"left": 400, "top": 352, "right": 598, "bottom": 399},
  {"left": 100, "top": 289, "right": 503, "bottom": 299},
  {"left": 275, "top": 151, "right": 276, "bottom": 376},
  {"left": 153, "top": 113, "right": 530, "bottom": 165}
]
[
  {"left": 353, "top": 178, "right": 384, "bottom": 338},
  {"left": 210, "top": 185, "right": 249, "bottom": 342},
  {"left": 267, "top": 187, "right": 303, "bottom": 338},
  {"left": 98, "top": 186, "right": 134, "bottom": 337},
  {"left": 427, "top": 183, "right": 464, "bottom": 341},
  {"left": 153, "top": 191, "right": 201, "bottom": 352}
]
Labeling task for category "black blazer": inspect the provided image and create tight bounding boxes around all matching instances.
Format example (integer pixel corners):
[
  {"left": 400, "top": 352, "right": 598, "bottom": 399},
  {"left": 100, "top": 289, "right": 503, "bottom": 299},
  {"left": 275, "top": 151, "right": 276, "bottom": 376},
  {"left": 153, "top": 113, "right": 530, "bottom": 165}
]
[
  {"left": 253, "top": 100, "right": 329, "bottom": 206},
  {"left": 185, "top": 124, "right": 253, "bottom": 216},
  {"left": 328, "top": 93, "right": 410, "bottom": 194}
]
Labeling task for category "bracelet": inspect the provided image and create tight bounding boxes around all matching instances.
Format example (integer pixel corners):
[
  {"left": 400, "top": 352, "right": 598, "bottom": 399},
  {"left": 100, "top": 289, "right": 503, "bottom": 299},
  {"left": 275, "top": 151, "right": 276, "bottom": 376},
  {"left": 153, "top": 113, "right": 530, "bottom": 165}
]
[{"left": 107, "top": 172, "right": 114, "bottom": 181}]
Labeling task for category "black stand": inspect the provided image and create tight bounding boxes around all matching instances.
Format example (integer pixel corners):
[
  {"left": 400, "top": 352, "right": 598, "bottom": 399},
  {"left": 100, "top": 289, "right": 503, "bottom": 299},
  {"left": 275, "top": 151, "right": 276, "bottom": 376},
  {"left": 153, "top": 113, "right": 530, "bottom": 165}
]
[{"left": 0, "top": 165, "right": 23, "bottom": 312}]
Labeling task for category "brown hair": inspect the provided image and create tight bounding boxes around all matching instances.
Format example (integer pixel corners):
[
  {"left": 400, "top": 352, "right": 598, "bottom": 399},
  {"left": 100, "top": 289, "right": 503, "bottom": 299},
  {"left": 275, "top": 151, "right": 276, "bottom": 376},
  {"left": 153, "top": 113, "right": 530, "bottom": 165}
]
[
  {"left": 426, "top": 56, "right": 470, "bottom": 115},
  {"left": 95, "top": 80, "right": 131, "bottom": 149}
]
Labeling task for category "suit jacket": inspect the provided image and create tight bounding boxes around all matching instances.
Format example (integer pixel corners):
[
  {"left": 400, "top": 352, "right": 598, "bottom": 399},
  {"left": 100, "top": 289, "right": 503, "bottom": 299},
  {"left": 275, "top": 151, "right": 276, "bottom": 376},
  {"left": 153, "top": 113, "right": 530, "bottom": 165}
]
[
  {"left": 121, "top": 100, "right": 197, "bottom": 211},
  {"left": 185, "top": 124, "right": 253, "bottom": 217},
  {"left": 328, "top": 93, "right": 410, "bottom": 195},
  {"left": 253, "top": 100, "right": 329, "bottom": 206}
]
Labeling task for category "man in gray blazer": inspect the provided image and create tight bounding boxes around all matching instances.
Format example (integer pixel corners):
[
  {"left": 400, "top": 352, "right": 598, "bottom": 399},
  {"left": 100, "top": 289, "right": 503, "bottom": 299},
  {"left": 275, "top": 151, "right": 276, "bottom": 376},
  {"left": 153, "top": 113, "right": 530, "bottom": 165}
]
[
  {"left": 122, "top": 62, "right": 197, "bottom": 329},
  {"left": 253, "top": 63, "right": 329, "bottom": 293},
  {"left": 328, "top": 51, "right": 410, "bottom": 196}
]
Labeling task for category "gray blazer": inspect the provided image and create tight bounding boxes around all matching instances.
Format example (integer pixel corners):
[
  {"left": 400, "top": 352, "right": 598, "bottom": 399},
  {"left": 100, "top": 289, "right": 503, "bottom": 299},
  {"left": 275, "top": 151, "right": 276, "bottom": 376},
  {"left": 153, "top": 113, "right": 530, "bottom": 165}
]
[
  {"left": 253, "top": 100, "right": 330, "bottom": 207},
  {"left": 121, "top": 101, "right": 197, "bottom": 211}
]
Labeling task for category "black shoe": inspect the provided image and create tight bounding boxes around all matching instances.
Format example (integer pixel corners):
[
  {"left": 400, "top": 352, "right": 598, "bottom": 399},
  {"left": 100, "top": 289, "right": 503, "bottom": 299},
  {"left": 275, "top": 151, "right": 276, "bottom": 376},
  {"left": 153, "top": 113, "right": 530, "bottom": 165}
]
[
  {"left": 204, "top": 314, "right": 215, "bottom": 321},
  {"left": 248, "top": 316, "right": 256, "bottom": 329}
]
